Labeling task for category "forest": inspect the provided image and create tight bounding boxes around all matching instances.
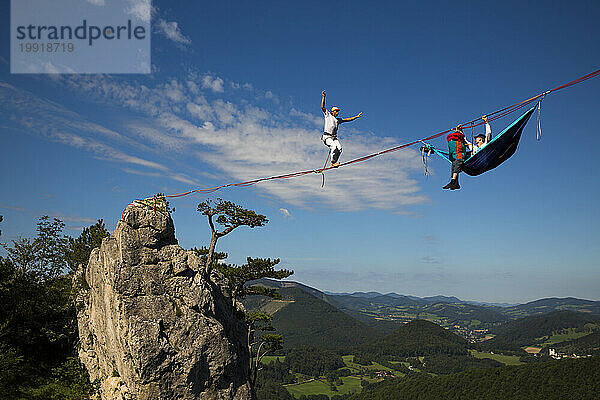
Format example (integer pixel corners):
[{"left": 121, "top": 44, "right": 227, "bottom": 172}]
[{"left": 0, "top": 216, "right": 108, "bottom": 398}]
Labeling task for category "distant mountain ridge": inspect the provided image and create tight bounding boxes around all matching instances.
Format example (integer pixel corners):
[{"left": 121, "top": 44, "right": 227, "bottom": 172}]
[
  {"left": 269, "top": 279, "right": 600, "bottom": 313},
  {"left": 245, "top": 278, "right": 600, "bottom": 360},
  {"left": 324, "top": 290, "right": 517, "bottom": 307},
  {"left": 249, "top": 279, "right": 600, "bottom": 339},
  {"left": 502, "top": 297, "right": 600, "bottom": 317}
]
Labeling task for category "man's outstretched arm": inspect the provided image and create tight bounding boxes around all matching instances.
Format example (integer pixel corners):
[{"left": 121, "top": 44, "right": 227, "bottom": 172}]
[
  {"left": 342, "top": 112, "right": 363, "bottom": 122},
  {"left": 321, "top": 91, "right": 327, "bottom": 113}
]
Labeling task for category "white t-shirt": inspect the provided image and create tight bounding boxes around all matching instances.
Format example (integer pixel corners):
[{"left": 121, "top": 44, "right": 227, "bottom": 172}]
[
  {"left": 469, "top": 122, "right": 492, "bottom": 155},
  {"left": 323, "top": 109, "right": 344, "bottom": 137}
]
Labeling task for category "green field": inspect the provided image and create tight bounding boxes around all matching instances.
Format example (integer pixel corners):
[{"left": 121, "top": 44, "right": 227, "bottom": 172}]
[
  {"left": 259, "top": 355, "right": 286, "bottom": 365},
  {"left": 537, "top": 329, "right": 592, "bottom": 346},
  {"left": 342, "top": 355, "right": 396, "bottom": 373},
  {"left": 285, "top": 376, "right": 363, "bottom": 398},
  {"left": 281, "top": 355, "right": 399, "bottom": 398},
  {"left": 470, "top": 350, "right": 523, "bottom": 366}
]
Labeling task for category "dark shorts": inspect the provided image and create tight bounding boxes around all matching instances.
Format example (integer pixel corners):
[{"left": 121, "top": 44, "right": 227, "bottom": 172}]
[{"left": 451, "top": 159, "right": 464, "bottom": 174}]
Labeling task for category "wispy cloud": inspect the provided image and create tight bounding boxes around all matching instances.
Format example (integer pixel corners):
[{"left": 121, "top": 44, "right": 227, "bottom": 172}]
[
  {"left": 5, "top": 69, "right": 429, "bottom": 212},
  {"left": 156, "top": 19, "right": 191, "bottom": 46},
  {"left": 125, "top": 0, "right": 151, "bottom": 23},
  {"left": 0, "top": 203, "right": 26, "bottom": 212},
  {"left": 0, "top": 82, "right": 200, "bottom": 187},
  {"left": 279, "top": 208, "right": 292, "bottom": 219},
  {"left": 290, "top": 108, "right": 321, "bottom": 127},
  {"left": 48, "top": 213, "right": 96, "bottom": 224},
  {"left": 264, "top": 90, "right": 279, "bottom": 103}
]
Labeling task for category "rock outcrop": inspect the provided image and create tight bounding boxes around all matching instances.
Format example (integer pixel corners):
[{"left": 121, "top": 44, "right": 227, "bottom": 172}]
[{"left": 74, "top": 202, "right": 254, "bottom": 400}]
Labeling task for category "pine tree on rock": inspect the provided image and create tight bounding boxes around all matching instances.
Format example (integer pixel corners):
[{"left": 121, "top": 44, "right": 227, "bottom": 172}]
[
  {"left": 196, "top": 199, "right": 293, "bottom": 393},
  {"left": 197, "top": 198, "right": 268, "bottom": 274}
]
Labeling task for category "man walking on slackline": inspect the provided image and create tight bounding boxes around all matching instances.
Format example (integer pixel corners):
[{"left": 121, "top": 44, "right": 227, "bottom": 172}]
[{"left": 321, "top": 90, "right": 363, "bottom": 167}]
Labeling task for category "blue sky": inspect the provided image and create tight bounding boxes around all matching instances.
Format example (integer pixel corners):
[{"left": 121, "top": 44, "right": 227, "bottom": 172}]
[{"left": 1, "top": 0, "right": 599, "bottom": 303}]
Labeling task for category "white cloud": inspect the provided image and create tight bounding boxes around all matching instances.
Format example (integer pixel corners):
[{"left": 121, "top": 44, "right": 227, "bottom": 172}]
[
  {"left": 290, "top": 108, "right": 321, "bottom": 126},
  {"left": 48, "top": 213, "right": 96, "bottom": 224},
  {"left": 127, "top": 122, "right": 187, "bottom": 152},
  {"left": 165, "top": 82, "right": 185, "bottom": 101},
  {"left": 187, "top": 80, "right": 200, "bottom": 94},
  {"left": 21, "top": 61, "right": 75, "bottom": 75},
  {"left": 201, "top": 75, "right": 225, "bottom": 93},
  {"left": 42, "top": 73, "right": 429, "bottom": 212},
  {"left": 187, "top": 97, "right": 213, "bottom": 120},
  {"left": 52, "top": 131, "right": 166, "bottom": 171},
  {"left": 265, "top": 90, "right": 279, "bottom": 103},
  {"left": 86, "top": 0, "right": 105, "bottom": 5},
  {"left": 0, "top": 203, "right": 25, "bottom": 212},
  {"left": 0, "top": 83, "right": 200, "bottom": 187},
  {"left": 125, "top": 0, "right": 151, "bottom": 23},
  {"left": 156, "top": 19, "right": 191, "bottom": 46}
]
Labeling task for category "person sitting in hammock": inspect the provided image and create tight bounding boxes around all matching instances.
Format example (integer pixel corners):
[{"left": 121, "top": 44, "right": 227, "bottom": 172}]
[
  {"left": 443, "top": 116, "right": 492, "bottom": 190},
  {"left": 443, "top": 125, "right": 468, "bottom": 190},
  {"left": 466, "top": 115, "right": 492, "bottom": 155},
  {"left": 321, "top": 90, "right": 362, "bottom": 167}
]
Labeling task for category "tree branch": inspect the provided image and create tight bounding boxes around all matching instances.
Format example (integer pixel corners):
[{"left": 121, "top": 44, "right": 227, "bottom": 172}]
[{"left": 207, "top": 214, "right": 216, "bottom": 235}]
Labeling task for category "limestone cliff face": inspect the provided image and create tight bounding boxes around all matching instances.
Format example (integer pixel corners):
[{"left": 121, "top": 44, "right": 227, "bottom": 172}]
[{"left": 74, "top": 203, "right": 254, "bottom": 400}]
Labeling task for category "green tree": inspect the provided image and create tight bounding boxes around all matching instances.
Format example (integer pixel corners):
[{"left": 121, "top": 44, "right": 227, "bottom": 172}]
[
  {"left": 0, "top": 217, "right": 99, "bottom": 398},
  {"left": 223, "top": 258, "right": 293, "bottom": 389},
  {"left": 285, "top": 346, "right": 346, "bottom": 376},
  {"left": 6, "top": 216, "right": 67, "bottom": 282},
  {"left": 219, "top": 257, "right": 293, "bottom": 303},
  {"left": 191, "top": 246, "right": 229, "bottom": 272},
  {"left": 255, "top": 379, "right": 295, "bottom": 400},
  {"left": 196, "top": 199, "right": 293, "bottom": 393},
  {"left": 65, "top": 219, "right": 110, "bottom": 272},
  {"left": 197, "top": 198, "right": 268, "bottom": 274}
]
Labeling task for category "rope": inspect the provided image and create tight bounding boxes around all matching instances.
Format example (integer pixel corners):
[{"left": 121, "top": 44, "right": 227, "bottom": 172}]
[
  {"left": 470, "top": 122, "right": 474, "bottom": 146},
  {"left": 321, "top": 152, "right": 330, "bottom": 188},
  {"left": 537, "top": 94, "right": 547, "bottom": 141},
  {"left": 128, "top": 68, "right": 600, "bottom": 204}
]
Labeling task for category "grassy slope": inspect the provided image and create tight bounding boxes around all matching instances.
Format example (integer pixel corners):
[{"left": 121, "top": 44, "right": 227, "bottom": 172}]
[
  {"left": 285, "top": 376, "right": 363, "bottom": 398},
  {"left": 469, "top": 350, "right": 523, "bottom": 365},
  {"left": 270, "top": 287, "right": 381, "bottom": 350}
]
